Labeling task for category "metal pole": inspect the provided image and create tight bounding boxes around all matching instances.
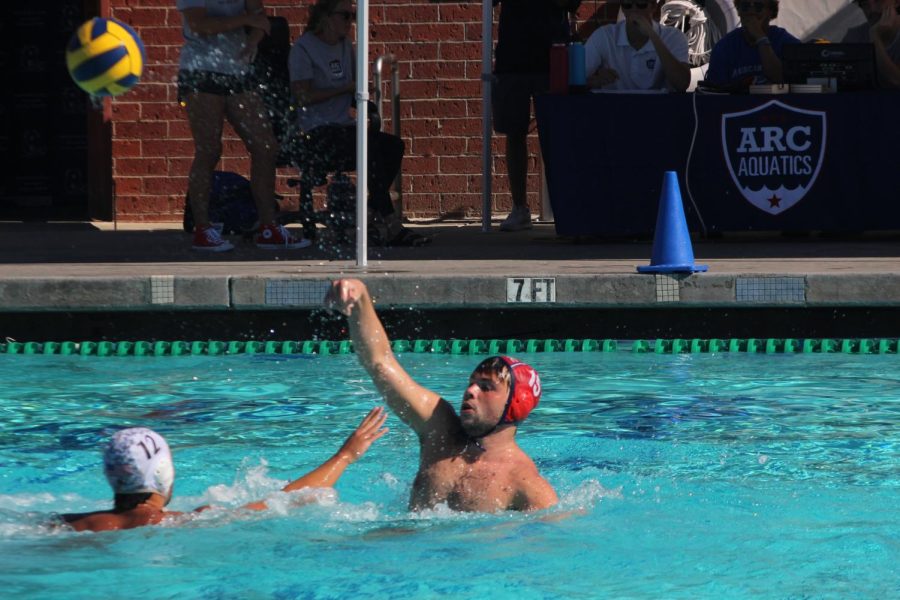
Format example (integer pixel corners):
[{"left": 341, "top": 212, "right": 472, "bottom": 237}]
[
  {"left": 374, "top": 54, "right": 401, "bottom": 208},
  {"left": 481, "top": 0, "right": 493, "bottom": 232},
  {"left": 391, "top": 58, "right": 401, "bottom": 206},
  {"left": 356, "top": 0, "right": 369, "bottom": 266}
]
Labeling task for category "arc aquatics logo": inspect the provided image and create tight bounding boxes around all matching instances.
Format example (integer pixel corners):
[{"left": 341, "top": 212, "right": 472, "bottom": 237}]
[{"left": 721, "top": 100, "right": 826, "bottom": 215}]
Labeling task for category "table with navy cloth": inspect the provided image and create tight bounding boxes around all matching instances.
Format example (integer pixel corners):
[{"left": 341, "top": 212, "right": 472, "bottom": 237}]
[{"left": 534, "top": 91, "right": 900, "bottom": 237}]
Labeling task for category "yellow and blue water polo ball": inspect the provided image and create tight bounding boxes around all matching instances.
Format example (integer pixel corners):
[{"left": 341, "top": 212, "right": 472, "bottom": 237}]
[{"left": 66, "top": 17, "right": 146, "bottom": 97}]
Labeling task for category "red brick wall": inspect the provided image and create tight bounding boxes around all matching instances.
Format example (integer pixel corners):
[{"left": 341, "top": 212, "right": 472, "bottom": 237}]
[{"left": 107, "top": 0, "right": 619, "bottom": 222}]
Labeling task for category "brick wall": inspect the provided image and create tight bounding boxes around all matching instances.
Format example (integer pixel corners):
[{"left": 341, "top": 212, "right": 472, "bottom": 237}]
[{"left": 108, "top": 0, "right": 620, "bottom": 222}]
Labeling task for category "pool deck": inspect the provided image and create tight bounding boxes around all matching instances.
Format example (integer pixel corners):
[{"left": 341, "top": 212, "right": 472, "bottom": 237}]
[{"left": 2, "top": 221, "right": 900, "bottom": 316}]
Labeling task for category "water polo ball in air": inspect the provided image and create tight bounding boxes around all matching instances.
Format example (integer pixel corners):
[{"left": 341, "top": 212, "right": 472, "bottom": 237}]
[{"left": 66, "top": 17, "right": 146, "bottom": 97}]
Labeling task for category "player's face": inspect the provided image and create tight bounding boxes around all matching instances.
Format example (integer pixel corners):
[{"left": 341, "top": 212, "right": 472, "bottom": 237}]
[{"left": 460, "top": 371, "right": 509, "bottom": 437}]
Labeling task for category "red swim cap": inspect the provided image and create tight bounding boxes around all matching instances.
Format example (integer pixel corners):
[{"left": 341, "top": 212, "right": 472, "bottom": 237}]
[{"left": 499, "top": 356, "right": 542, "bottom": 423}]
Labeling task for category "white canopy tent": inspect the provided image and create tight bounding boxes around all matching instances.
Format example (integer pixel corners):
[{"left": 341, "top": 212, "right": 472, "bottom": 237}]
[{"left": 777, "top": 0, "right": 864, "bottom": 42}]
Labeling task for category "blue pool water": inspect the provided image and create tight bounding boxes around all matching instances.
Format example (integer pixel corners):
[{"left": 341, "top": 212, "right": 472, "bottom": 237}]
[{"left": 0, "top": 351, "right": 898, "bottom": 598}]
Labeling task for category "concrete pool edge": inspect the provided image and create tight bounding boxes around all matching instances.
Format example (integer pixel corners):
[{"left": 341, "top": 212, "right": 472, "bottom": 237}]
[{"left": 1, "top": 272, "right": 899, "bottom": 311}]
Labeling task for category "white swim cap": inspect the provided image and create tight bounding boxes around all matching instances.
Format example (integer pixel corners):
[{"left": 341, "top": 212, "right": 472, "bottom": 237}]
[{"left": 103, "top": 427, "right": 174, "bottom": 497}]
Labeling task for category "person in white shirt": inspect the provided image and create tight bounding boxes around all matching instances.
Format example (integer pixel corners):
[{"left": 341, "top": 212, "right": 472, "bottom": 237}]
[
  {"left": 584, "top": 0, "right": 690, "bottom": 91},
  {"left": 289, "top": 0, "right": 429, "bottom": 246}
]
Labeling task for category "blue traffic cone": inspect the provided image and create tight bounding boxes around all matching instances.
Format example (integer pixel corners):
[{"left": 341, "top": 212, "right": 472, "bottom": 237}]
[{"left": 637, "top": 171, "right": 708, "bottom": 274}]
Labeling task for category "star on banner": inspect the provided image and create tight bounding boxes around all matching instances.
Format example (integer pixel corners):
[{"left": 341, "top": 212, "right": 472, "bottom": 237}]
[{"left": 768, "top": 194, "right": 782, "bottom": 208}]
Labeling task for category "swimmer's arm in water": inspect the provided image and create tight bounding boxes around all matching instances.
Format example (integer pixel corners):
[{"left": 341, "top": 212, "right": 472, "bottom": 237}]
[
  {"left": 241, "top": 407, "right": 388, "bottom": 511},
  {"left": 325, "top": 279, "right": 456, "bottom": 436}
]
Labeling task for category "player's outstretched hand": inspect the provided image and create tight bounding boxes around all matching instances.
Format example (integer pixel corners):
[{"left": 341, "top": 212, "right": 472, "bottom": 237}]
[{"left": 338, "top": 406, "right": 389, "bottom": 463}]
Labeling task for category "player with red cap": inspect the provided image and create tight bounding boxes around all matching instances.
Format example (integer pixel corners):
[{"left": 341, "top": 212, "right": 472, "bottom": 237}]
[{"left": 326, "top": 279, "right": 558, "bottom": 512}]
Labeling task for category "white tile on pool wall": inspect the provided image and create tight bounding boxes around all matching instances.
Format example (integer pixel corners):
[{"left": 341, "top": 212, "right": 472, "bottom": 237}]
[
  {"left": 655, "top": 274, "right": 681, "bottom": 302},
  {"left": 265, "top": 280, "right": 331, "bottom": 306},
  {"left": 736, "top": 276, "right": 806, "bottom": 303},
  {"left": 150, "top": 275, "right": 174, "bottom": 304}
]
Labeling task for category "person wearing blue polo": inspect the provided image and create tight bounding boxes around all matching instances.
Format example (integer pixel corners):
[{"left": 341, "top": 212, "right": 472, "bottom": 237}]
[{"left": 705, "top": 0, "right": 799, "bottom": 88}]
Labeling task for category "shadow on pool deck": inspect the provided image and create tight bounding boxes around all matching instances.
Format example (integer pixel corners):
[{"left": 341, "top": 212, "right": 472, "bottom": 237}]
[{"left": 2, "top": 221, "right": 900, "bottom": 272}]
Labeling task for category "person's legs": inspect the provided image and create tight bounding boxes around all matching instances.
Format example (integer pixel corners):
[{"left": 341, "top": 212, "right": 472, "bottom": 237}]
[
  {"left": 304, "top": 125, "right": 349, "bottom": 174},
  {"left": 492, "top": 73, "right": 535, "bottom": 231},
  {"left": 505, "top": 132, "right": 527, "bottom": 210},
  {"left": 185, "top": 92, "right": 227, "bottom": 230},
  {"left": 184, "top": 90, "right": 235, "bottom": 251},
  {"left": 227, "top": 91, "right": 310, "bottom": 249},
  {"left": 367, "top": 130, "right": 430, "bottom": 245},
  {"left": 304, "top": 126, "right": 425, "bottom": 246},
  {"left": 225, "top": 91, "right": 279, "bottom": 225},
  {"left": 368, "top": 130, "right": 404, "bottom": 218},
  {"left": 305, "top": 124, "right": 355, "bottom": 236}
]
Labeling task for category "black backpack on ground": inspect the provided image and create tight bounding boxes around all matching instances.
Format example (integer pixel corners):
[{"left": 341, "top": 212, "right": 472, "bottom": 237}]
[{"left": 183, "top": 171, "right": 264, "bottom": 235}]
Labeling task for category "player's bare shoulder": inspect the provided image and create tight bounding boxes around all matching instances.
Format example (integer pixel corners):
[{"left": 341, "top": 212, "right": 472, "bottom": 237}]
[{"left": 509, "top": 449, "right": 558, "bottom": 511}]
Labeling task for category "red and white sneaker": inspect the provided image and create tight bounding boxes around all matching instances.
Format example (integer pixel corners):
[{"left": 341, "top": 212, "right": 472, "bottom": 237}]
[
  {"left": 255, "top": 224, "right": 311, "bottom": 250},
  {"left": 192, "top": 226, "right": 234, "bottom": 252}
]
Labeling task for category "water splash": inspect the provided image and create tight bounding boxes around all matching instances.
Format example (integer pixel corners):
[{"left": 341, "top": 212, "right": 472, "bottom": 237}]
[{"left": 558, "top": 479, "right": 623, "bottom": 512}]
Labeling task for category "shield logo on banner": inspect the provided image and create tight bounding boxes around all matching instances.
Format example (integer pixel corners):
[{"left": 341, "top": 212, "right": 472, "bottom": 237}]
[{"left": 721, "top": 100, "right": 826, "bottom": 215}]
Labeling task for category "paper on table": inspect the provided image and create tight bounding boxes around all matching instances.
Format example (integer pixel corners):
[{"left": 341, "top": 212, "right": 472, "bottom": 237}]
[{"left": 590, "top": 88, "right": 669, "bottom": 94}]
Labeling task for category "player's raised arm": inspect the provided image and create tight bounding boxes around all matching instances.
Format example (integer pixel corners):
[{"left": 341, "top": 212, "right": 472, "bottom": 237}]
[{"left": 324, "top": 279, "right": 453, "bottom": 435}]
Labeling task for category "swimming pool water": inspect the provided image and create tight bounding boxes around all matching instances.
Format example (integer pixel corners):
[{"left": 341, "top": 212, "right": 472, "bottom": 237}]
[{"left": 0, "top": 352, "right": 897, "bottom": 598}]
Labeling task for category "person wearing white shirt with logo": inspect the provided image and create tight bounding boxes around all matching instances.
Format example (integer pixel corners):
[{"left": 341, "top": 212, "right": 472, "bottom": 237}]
[{"left": 583, "top": 0, "right": 690, "bottom": 92}]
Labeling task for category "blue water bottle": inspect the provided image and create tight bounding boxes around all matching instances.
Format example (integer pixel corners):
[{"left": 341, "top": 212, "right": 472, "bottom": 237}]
[{"left": 568, "top": 41, "right": 586, "bottom": 94}]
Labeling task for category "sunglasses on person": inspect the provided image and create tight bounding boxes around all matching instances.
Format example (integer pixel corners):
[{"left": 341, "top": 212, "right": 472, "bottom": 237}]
[
  {"left": 620, "top": 1, "right": 651, "bottom": 9},
  {"left": 737, "top": 1, "right": 769, "bottom": 11},
  {"left": 332, "top": 10, "right": 355, "bottom": 21}
]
